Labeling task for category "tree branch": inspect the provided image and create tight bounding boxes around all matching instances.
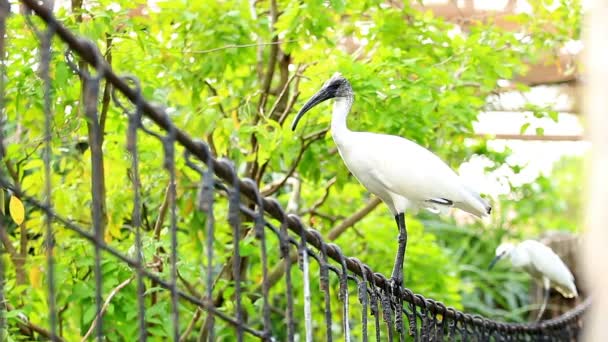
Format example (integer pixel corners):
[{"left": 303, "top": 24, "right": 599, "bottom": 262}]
[
  {"left": 267, "top": 65, "right": 299, "bottom": 120},
  {"left": 204, "top": 80, "right": 226, "bottom": 116},
  {"left": 6, "top": 303, "right": 65, "bottom": 341},
  {"left": 257, "top": 0, "right": 279, "bottom": 114},
  {"left": 189, "top": 40, "right": 297, "bottom": 55},
  {"left": 0, "top": 235, "right": 27, "bottom": 284},
  {"left": 277, "top": 73, "right": 304, "bottom": 126},
  {"left": 260, "top": 128, "right": 329, "bottom": 197},
  {"left": 99, "top": 34, "right": 112, "bottom": 142},
  {"left": 153, "top": 184, "right": 171, "bottom": 240},
  {"left": 177, "top": 270, "right": 204, "bottom": 342},
  {"left": 327, "top": 197, "right": 382, "bottom": 240},
  {"left": 303, "top": 177, "right": 336, "bottom": 221},
  {"left": 2, "top": 160, "right": 27, "bottom": 284},
  {"left": 180, "top": 307, "right": 202, "bottom": 342},
  {"left": 81, "top": 276, "right": 135, "bottom": 342}
]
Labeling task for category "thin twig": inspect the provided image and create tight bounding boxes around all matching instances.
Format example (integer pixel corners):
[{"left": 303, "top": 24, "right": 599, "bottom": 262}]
[
  {"left": 304, "top": 177, "right": 336, "bottom": 218},
  {"left": 267, "top": 67, "right": 301, "bottom": 119},
  {"left": 204, "top": 80, "right": 226, "bottom": 116},
  {"left": 81, "top": 276, "right": 135, "bottom": 342},
  {"left": 180, "top": 308, "right": 203, "bottom": 342},
  {"left": 327, "top": 197, "right": 382, "bottom": 240},
  {"left": 178, "top": 271, "right": 205, "bottom": 342},
  {"left": 177, "top": 269, "right": 203, "bottom": 298},
  {"left": 153, "top": 184, "right": 171, "bottom": 240},
  {"left": 6, "top": 303, "right": 65, "bottom": 341},
  {"left": 0, "top": 226, "right": 19, "bottom": 260},
  {"left": 261, "top": 129, "right": 329, "bottom": 197},
  {"left": 257, "top": 0, "right": 279, "bottom": 114},
  {"left": 189, "top": 40, "right": 297, "bottom": 55},
  {"left": 99, "top": 34, "right": 112, "bottom": 141},
  {"left": 2, "top": 160, "right": 27, "bottom": 284}
]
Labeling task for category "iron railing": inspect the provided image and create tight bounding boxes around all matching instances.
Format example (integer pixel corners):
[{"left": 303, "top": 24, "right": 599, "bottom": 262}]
[{"left": 0, "top": 1, "right": 590, "bottom": 341}]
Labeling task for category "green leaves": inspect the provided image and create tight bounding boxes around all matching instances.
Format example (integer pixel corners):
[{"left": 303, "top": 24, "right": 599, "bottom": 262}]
[{"left": 1, "top": 0, "right": 583, "bottom": 339}]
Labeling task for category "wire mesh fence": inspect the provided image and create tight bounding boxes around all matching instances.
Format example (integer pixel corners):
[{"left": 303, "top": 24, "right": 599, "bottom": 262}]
[{"left": 0, "top": 1, "right": 590, "bottom": 341}]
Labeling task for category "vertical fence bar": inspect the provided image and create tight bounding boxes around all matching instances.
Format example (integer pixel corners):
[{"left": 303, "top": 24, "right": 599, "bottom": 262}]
[
  {"left": 380, "top": 280, "right": 394, "bottom": 342},
  {"left": 309, "top": 229, "right": 333, "bottom": 342},
  {"left": 202, "top": 145, "right": 216, "bottom": 341},
  {"left": 394, "top": 288, "right": 404, "bottom": 342},
  {"left": 367, "top": 273, "right": 381, "bottom": 342},
  {"left": 162, "top": 126, "right": 180, "bottom": 341},
  {"left": 82, "top": 49, "right": 106, "bottom": 341},
  {"left": 329, "top": 244, "right": 350, "bottom": 342},
  {"left": 402, "top": 290, "right": 418, "bottom": 339},
  {"left": 447, "top": 308, "right": 456, "bottom": 341},
  {"left": 276, "top": 203, "right": 295, "bottom": 342},
  {"left": 242, "top": 179, "right": 271, "bottom": 338},
  {"left": 225, "top": 160, "right": 243, "bottom": 342},
  {"left": 353, "top": 259, "right": 368, "bottom": 342},
  {"left": 123, "top": 76, "right": 147, "bottom": 342},
  {"left": 40, "top": 20, "right": 59, "bottom": 341},
  {"left": 293, "top": 217, "right": 313, "bottom": 342}
]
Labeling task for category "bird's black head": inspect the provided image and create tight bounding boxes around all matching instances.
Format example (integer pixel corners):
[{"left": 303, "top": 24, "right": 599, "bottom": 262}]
[
  {"left": 291, "top": 73, "right": 353, "bottom": 131},
  {"left": 488, "top": 242, "right": 514, "bottom": 270}
]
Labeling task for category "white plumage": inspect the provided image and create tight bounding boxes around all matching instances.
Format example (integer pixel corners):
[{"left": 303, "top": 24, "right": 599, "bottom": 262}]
[
  {"left": 491, "top": 240, "right": 578, "bottom": 298},
  {"left": 334, "top": 129, "right": 489, "bottom": 217},
  {"left": 292, "top": 73, "right": 491, "bottom": 285}
]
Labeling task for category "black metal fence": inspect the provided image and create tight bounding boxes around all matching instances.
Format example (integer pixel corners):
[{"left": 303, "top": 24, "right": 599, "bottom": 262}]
[{"left": 0, "top": 1, "right": 590, "bottom": 341}]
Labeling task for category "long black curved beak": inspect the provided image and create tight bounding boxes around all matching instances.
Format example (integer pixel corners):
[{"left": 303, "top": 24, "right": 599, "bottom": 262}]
[
  {"left": 488, "top": 253, "right": 505, "bottom": 270},
  {"left": 291, "top": 86, "right": 336, "bottom": 131}
]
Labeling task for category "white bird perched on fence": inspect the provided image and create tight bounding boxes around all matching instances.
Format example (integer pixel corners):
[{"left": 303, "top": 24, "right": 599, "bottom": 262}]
[
  {"left": 489, "top": 240, "right": 578, "bottom": 320},
  {"left": 291, "top": 73, "right": 491, "bottom": 287}
]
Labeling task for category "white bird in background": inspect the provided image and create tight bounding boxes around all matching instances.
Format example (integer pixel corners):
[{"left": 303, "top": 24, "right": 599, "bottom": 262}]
[
  {"left": 489, "top": 240, "right": 578, "bottom": 321},
  {"left": 291, "top": 73, "right": 491, "bottom": 287}
]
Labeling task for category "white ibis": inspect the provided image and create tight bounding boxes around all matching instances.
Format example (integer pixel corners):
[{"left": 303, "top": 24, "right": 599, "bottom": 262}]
[
  {"left": 291, "top": 73, "right": 491, "bottom": 287},
  {"left": 489, "top": 240, "right": 578, "bottom": 320}
]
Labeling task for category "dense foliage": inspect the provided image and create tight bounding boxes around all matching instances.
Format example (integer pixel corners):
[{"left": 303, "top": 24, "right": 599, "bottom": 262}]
[{"left": 1, "top": 0, "right": 582, "bottom": 340}]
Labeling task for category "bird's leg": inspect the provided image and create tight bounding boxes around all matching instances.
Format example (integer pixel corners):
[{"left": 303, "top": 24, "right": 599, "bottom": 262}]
[
  {"left": 536, "top": 277, "right": 551, "bottom": 322},
  {"left": 390, "top": 213, "right": 407, "bottom": 289}
]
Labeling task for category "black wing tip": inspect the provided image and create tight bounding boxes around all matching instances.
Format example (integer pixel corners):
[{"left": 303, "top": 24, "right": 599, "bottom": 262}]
[
  {"left": 486, "top": 206, "right": 492, "bottom": 215},
  {"left": 427, "top": 198, "right": 454, "bottom": 206}
]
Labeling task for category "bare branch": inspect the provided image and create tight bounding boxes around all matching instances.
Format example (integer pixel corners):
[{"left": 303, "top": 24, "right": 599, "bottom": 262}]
[
  {"left": 303, "top": 177, "right": 336, "bottom": 219},
  {"left": 2, "top": 160, "right": 28, "bottom": 284},
  {"left": 6, "top": 303, "right": 65, "bottom": 341},
  {"left": 189, "top": 40, "right": 297, "bottom": 55},
  {"left": 81, "top": 276, "right": 135, "bottom": 342},
  {"left": 257, "top": 0, "right": 279, "bottom": 114},
  {"left": 180, "top": 307, "right": 203, "bottom": 342},
  {"left": 99, "top": 34, "right": 112, "bottom": 142},
  {"left": 204, "top": 79, "right": 226, "bottom": 116},
  {"left": 277, "top": 71, "right": 305, "bottom": 126},
  {"left": 261, "top": 128, "right": 329, "bottom": 197},
  {"left": 477, "top": 133, "right": 584, "bottom": 141},
  {"left": 267, "top": 67, "right": 300, "bottom": 119},
  {"left": 178, "top": 269, "right": 203, "bottom": 298},
  {"left": 153, "top": 184, "right": 171, "bottom": 240},
  {"left": 0, "top": 232, "right": 26, "bottom": 284},
  {"left": 327, "top": 197, "right": 382, "bottom": 240}
]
